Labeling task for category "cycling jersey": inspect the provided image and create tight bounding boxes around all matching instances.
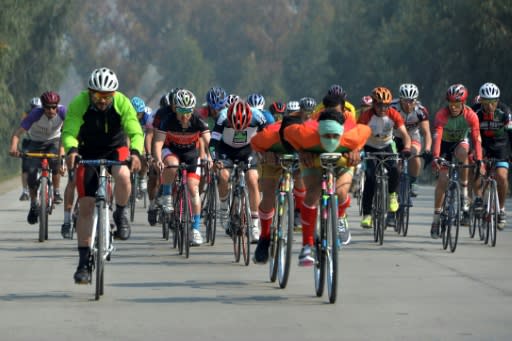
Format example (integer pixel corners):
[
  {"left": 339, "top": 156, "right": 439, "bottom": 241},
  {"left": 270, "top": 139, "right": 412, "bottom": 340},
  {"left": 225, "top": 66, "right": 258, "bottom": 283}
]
[
  {"left": 391, "top": 99, "right": 429, "bottom": 142},
  {"left": 475, "top": 106, "right": 512, "bottom": 157},
  {"left": 312, "top": 100, "right": 356, "bottom": 121},
  {"left": 357, "top": 108, "right": 404, "bottom": 149},
  {"left": 62, "top": 91, "right": 144, "bottom": 158},
  {"left": 156, "top": 111, "right": 209, "bottom": 155},
  {"left": 21, "top": 105, "right": 66, "bottom": 141},
  {"left": 432, "top": 105, "right": 482, "bottom": 160},
  {"left": 256, "top": 108, "right": 275, "bottom": 125},
  {"left": 251, "top": 121, "right": 286, "bottom": 153},
  {"left": 197, "top": 106, "right": 218, "bottom": 130},
  {"left": 279, "top": 114, "right": 305, "bottom": 153}
]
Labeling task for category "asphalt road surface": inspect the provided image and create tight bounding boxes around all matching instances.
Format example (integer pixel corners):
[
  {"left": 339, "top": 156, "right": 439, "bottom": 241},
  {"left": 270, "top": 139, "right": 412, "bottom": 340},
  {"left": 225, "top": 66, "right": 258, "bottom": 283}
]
[{"left": 1, "top": 178, "right": 511, "bottom": 340}]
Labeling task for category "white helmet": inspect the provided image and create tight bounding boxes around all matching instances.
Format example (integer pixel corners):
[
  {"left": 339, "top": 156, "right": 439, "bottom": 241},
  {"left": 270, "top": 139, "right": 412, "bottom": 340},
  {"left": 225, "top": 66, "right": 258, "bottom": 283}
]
[
  {"left": 88, "top": 67, "right": 119, "bottom": 92},
  {"left": 174, "top": 89, "right": 196, "bottom": 110},
  {"left": 30, "top": 97, "right": 42, "bottom": 108},
  {"left": 479, "top": 82, "right": 500, "bottom": 99},
  {"left": 287, "top": 100, "right": 300, "bottom": 112},
  {"left": 399, "top": 83, "right": 419, "bottom": 100}
]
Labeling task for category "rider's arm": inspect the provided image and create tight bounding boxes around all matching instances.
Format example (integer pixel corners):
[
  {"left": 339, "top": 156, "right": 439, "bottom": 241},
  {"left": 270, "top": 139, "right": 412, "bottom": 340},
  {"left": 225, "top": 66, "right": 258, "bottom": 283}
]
[
  {"left": 152, "top": 129, "right": 166, "bottom": 164},
  {"left": 115, "top": 93, "right": 144, "bottom": 157},
  {"left": 9, "top": 127, "right": 26, "bottom": 155},
  {"left": 419, "top": 120, "right": 432, "bottom": 152},
  {"left": 466, "top": 109, "right": 483, "bottom": 161},
  {"left": 209, "top": 118, "right": 224, "bottom": 160}
]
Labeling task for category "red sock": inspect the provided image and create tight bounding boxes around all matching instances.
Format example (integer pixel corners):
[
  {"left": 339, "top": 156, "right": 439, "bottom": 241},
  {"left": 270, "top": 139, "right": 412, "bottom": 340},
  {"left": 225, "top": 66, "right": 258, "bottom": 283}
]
[
  {"left": 258, "top": 208, "right": 274, "bottom": 240},
  {"left": 301, "top": 203, "right": 317, "bottom": 246},
  {"left": 338, "top": 196, "right": 351, "bottom": 218},
  {"left": 294, "top": 187, "right": 306, "bottom": 211}
]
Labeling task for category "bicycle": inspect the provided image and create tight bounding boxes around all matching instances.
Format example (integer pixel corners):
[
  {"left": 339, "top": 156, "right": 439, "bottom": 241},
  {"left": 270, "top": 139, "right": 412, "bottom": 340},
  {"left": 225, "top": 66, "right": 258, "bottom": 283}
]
[
  {"left": 223, "top": 159, "right": 252, "bottom": 266},
  {"left": 313, "top": 153, "right": 345, "bottom": 304},
  {"left": 77, "top": 157, "right": 128, "bottom": 300},
  {"left": 435, "top": 158, "right": 474, "bottom": 253},
  {"left": 201, "top": 160, "right": 219, "bottom": 246},
  {"left": 21, "top": 152, "right": 60, "bottom": 242},
  {"left": 269, "top": 154, "right": 297, "bottom": 288},
  {"left": 364, "top": 152, "right": 400, "bottom": 245},
  {"left": 470, "top": 159, "right": 500, "bottom": 247},
  {"left": 396, "top": 154, "right": 424, "bottom": 237}
]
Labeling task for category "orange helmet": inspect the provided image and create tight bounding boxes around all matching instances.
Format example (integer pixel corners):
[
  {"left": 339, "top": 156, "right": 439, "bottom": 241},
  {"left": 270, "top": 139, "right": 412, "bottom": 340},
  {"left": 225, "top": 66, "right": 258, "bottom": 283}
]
[
  {"left": 371, "top": 87, "right": 393, "bottom": 104},
  {"left": 227, "top": 99, "right": 252, "bottom": 130}
]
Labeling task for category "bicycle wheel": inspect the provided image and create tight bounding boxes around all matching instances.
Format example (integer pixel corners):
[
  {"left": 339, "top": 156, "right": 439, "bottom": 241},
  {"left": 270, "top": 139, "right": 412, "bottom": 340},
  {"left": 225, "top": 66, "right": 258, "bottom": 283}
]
[
  {"left": 358, "top": 172, "right": 365, "bottom": 216},
  {"left": 372, "top": 181, "right": 379, "bottom": 243},
  {"left": 95, "top": 200, "right": 106, "bottom": 300},
  {"left": 469, "top": 205, "right": 478, "bottom": 238},
  {"left": 377, "top": 178, "right": 387, "bottom": 245},
  {"left": 241, "top": 189, "right": 251, "bottom": 266},
  {"left": 162, "top": 211, "right": 170, "bottom": 241},
  {"left": 277, "top": 190, "right": 294, "bottom": 288},
  {"left": 326, "top": 194, "right": 338, "bottom": 304},
  {"left": 448, "top": 183, "right": 461, "bottom": 253},
  {"left": 231, "top": 194, "right": 241, "bottom": 263},
  {"left": 269, "top": 194, "right": 280, "bottom": 282},
  {"left": 205, "top": 177, "right": 218, "bottom": 246},
  {"left": 400, "top": 175, "right": 410, "bottom": 237},
  {"left": 129, "top": 174, "right": 137, "bottom": 222},
  {"left": 38, "top": 177, "right": 48, "bottom": 242},
  {"left": 182, "top": 187, "right": 191, "bottom": 258},
  {"left": 314, "top": 208, "right": 325, "bottom": 297},
  {"left": 486, "top": 182, "right": 498, "bottom": 247}
]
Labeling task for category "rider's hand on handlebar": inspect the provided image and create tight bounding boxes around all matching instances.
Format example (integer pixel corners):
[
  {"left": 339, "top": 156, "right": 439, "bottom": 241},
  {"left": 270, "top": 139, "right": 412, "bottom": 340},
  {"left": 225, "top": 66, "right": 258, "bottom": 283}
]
[
  {"left": 344, "top": 150, "right": 361, "bottom": 167},
  {"left": 431, "top": 157, "right": 441, "bottom": 172}
]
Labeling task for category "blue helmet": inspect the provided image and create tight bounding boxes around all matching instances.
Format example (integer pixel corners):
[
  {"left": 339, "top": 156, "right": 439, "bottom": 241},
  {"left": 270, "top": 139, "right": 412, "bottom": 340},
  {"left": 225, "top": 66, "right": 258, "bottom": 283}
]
[
  {"left": 247, "top": 93, "right": 265, "bottom": 110},
  {"left": 206, "top": 87, "right": 228, "bottom": 111},
  {"left": 131, "top": 96, "right": 146, "bottom": 113}
]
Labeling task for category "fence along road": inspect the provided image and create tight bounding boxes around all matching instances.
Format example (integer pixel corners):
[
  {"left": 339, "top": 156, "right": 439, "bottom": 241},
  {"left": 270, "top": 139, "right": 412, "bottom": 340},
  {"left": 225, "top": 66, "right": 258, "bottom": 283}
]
[{"left": 0, "top": 178, "right": 511, "bottom": 341}]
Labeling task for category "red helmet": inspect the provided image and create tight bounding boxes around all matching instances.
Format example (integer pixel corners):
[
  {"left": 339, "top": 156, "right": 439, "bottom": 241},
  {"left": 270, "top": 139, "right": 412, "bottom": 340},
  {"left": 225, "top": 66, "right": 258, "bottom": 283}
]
[
  {"left": 269, "top": 101, "right": 286, "bottom": 115},
  {"left": 446, "top": 84, "right": 468, "bottom": 102},
  {"left": 227, "top": 100, "right": 252, "bottom": 130},
  {"left": 40, "top": 91, "right": 60, "bottom": 105}
]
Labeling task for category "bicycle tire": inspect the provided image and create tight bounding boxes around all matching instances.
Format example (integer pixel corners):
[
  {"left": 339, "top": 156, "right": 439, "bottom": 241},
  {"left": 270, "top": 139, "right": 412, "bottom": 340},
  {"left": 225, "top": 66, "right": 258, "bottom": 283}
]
[
  {"left": 400, "top": 174, "right": 410, "bottom": 237},
  {"left": 278, "top": 190, "right": 294, "bottom": 289},
  {"left": 241, "top": 189, "right": 251, "bottom": 266},
  {"left": 129, "top": 174, "right": 137, "bottom": 222},
  {"left": 95, "top": 200, "right": 106, "bottom": 300},
  {"left": 469, "top": 207, "right": 478, "bottom": 238},
  {"left": 269, "top": 194, "right": 280, "bottom": 282},
  {"left": 314, "top": 211, "right": 325, "bottom": 297},
  {"left": 326, "top": 193, "right": 338, "bottom": 304},
  {"left": 39, "top": 177, "right": 48, "bottom": 242},
  {"left": 231, "top": 193, "right": 241, "bottom": 263},
  {"left": 162, "top": 212, "right": 170, "bottom": 240},
  {"left": 183, "top": 186, "right": 191, "bottom": 258},
  {"left": 486, "top": 182, "right": 498, "bottom": 247},
  {"left": 206, "top": 177, "right": 218, "bottom": 246},
  {"left": 377, "top": 177, "right": 387, "bottom": 245},
  {"left": 177, "top": 191, "right": 184, "bottom": 255},
  {"left": 372, "top": 181, "right": 379, "bottom": 243},
  {"left": 448, "top": 183, "right": 460, "bottom": 253},
  {"left": 358, "top": 172, "right": 365, "bottom": 216}
]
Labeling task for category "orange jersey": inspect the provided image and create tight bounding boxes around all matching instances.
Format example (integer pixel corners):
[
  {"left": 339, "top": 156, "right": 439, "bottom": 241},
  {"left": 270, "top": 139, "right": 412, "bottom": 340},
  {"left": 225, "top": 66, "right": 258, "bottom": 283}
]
[
  {"left": 250, "top": 121, "right": 286, "bottom": 153},
  {"left": 283, "top": 119, "right": 370, "bottom": 153}
]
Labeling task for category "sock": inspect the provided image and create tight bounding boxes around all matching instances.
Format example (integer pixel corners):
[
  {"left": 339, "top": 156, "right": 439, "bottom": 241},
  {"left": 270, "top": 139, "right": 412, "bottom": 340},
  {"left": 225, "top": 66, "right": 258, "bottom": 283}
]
[
  {"left": 64, "top": 211, "right": 71, "bottom": 224},
  {"left": 294, "top": 187, "right": 306, "bottom": 211},
  {"left": 162, "top": 184, "right": 172, "bottom": 195},
  {"left": 410, "top": 176, "right": 417, "bottom": 184},
  {"left": 116, "top": 204, "right": 126, "bottom": 213},
  {"left": 338, "top": 196, "right": 351, "bottom": 218},
  {"left": 258, "top": 208, "right": 274, "bottom": 240},
  {"left": 78, "top": 247, "right": 90, "bottom": 268},
  {"left": 433, "top": 209, "right": 442, "bottom": 224},
  {"left": 301, "top": 203, "right": 317, "bottom": 246},
  {"left": 192, "top": 214, "right": 201, "bottom": 230}
]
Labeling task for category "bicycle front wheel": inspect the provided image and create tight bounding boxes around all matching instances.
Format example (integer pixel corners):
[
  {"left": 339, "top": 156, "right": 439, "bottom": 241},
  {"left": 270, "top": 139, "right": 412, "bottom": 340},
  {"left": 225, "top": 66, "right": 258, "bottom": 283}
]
[
  {"left": 486, "top": 182, "right": 498, "bottom": 247},
  {"left": 129, "top": 175, "right": 137, "bottom": 222},
  {"left": 38, "top": 177, "right": 49, "bottom": 242},
  {"left": 182, "top": 187, "right": 191, "bottom": 258},
  {"left": 269, "top": 196, "right": 280, "bottom": 282},
  {"left": 205, "top": 177, "right": 218, "bottom": 246},
  {"left": 326, "top": 194, "right": 338, "bottom": 304},
  {"left": 448, "top": 183, "right": 460, "bottom": 253},
  {"left": 95, "top": 200, "right": 106, "bottom": 300},
  {"left": 314, "top": 211, "right": 325, "bottom": 297},
  {"left": 241, "top": 189, "right": 251, "bottom": 266},
  {"left": 277, "top": 190, "right": 294, "bottom": 289}
]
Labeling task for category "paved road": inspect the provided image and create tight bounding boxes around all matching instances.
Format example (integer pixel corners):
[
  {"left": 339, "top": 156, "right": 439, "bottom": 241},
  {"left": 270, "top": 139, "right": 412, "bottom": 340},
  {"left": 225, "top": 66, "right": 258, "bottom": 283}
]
[{"left": 1, "top": 179, "right": 512, "bottom": 340}]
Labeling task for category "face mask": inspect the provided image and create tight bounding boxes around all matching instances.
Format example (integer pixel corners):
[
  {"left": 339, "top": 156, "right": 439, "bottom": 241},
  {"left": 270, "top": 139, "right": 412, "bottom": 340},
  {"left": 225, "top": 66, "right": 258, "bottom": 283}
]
[{"left": 320, "top": 137, "right": 339, "bottom": 152}]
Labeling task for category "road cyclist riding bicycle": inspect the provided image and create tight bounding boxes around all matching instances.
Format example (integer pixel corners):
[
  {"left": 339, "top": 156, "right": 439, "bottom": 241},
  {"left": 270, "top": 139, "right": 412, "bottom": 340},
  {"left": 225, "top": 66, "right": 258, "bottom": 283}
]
[
  {"left": 9, "top": 91, "right": 67, "bottom": 225},
  {"left": 357, "top": 87, "right": 412, "bottom": 230},
  {"left": 62, "top": 67, "right": 143, "bottom": 284},
  {"left": 153, "top": 89, "right": 211, "bottom": 246},
  {"left": 430, "top": 83, "right": 485, "bottom": 239}
]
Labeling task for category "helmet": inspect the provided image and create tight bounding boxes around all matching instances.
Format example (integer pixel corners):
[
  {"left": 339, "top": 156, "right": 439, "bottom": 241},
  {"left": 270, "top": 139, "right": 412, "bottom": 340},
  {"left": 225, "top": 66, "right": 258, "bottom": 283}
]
[
  {"left": 40, "top": 91, "right": 60, "bottom": 105},
  {"left": 287, "top": 100, "right": 300, "bottom": 112},
  {"left": 206, "top": 87, "right": 228, "bottom": 110},
  {"left": 159, "top": 93, "right": 170, "bottom": 108},
  {"left": 446, "top": 84, "right": 468, "bottom": 102},
  {"left": 399, "top": 83, "right": 419, "bottom": 100},
  {"left": 144, "top": 106, "right": 152, "bottom": 114},
  {"left": 226, "top": 94, "right": 240, "bottom": 106},
  {"left": 131, "top": 96, "right": 146, "bottom": 113},
  {"left": 88, "top": 67, "right": 119, "bottom": 92},
  {"left": 174, "top": 89, "right": 196, "bottom": 110},
  {"left": 227, "top": 100, "right": 252, "bottom": 130},
  {"left": 269, "top": 101, "right": 286, "bottom": 115},
  {"left": 247, "top": 93, "right": 265, "bottom": 110},
  {"left": 371, "top": 87, "right": 393, "bottom": 104},
  {"left": 479, "top": 82, "right": 500, "bottom": 99},
  {"left": 30, "top": 97, "right": 42, "bottom": 108},
  {"left": 168, "top": 88, "right": 182, "bottom": 106},
  {"left": 299, "top": 97, "right": 317, "bottom": 112},
  {"left": 328, "top": 84, "right": 347, "bottom": 99},
  {"left": 361, "top": 96, "right": 373, "bottom": 106}
]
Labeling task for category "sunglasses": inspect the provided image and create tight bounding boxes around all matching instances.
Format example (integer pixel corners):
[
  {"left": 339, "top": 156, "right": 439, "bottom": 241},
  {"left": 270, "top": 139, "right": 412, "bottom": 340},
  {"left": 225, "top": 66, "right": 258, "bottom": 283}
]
[
  {"left": 44, "top": 105, "right": 58, "bottom": 110},
  {"left": 176, "top": 107, "right": 193, "bottom": 115},
  {"left": 374, "top": 103, "right": 390, "bottom": 109},
  {"left": 480, "top": 98, "right": 498, "bottom": 105},
  {"left": 92, "top": 91, "right": 115, "bottom": 101},
  {"left": 400, "top": 98, "right": 416, "bottom": 104}
]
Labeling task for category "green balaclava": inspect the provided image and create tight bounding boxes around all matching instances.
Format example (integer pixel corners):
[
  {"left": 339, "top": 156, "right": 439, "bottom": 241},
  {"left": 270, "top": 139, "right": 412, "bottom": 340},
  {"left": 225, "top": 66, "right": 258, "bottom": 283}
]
[{"left": 318, "top": 120, "right": 344, "bottom": 152}]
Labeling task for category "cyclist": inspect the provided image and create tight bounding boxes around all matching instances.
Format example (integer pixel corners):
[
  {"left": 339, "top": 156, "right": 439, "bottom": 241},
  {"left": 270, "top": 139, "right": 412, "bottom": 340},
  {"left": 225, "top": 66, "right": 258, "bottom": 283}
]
[
  {"left": 391, "top": 83, "right": 432, "bottom": 197},
  {"left": 18, "top": 97, "right": 43, "bottom": 201},
  {"left": 247, "top": 93, "right": 275, "bottom": 124},
  {"left": 153, "top": 89, "right": 210, "bottom": 246},
  {"left": 472, "top": 82, "right": 512, "bottom": 230},
  {"left": 210, "top": 99, "right": 267, "bottom": 242},
  {"left": 9, "top": 91, "right": 66, "bottom": 224},
  {"left": 62, "top": 67, "right": 143, "bottom": 284},
  {"left": 284, "top": 108, "right": 371, "bottom": 265},
  {"left": 268, "top": 101, "right": 286, "bottom": 122},
  {"left": 198, "top": 87, "right": 228, "bottom": 130},
  {"left": 358, "top": 87, "right": 412, "bottom": 229},
  {"left": 430, "top": 84, "right": 484, "bottom": 238},
  {"left": 312, "top": 84, "right": 357, "bottom": 121}
]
